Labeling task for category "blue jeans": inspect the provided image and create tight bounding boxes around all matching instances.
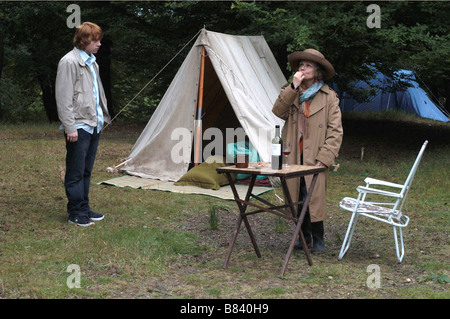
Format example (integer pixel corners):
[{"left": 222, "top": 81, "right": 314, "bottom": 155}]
[{"left": 64, "top": 128, "right": 100, "bottom": 217}]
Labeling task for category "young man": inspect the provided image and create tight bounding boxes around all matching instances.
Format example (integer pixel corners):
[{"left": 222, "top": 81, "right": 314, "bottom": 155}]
[{"left": 56, "top": 22, "right": 111, "bottom": 226}]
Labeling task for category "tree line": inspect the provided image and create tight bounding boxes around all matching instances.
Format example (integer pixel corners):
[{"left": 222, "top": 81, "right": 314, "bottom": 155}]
[{"left": 1, "top": 1, "right": 449, "bottom": 123}]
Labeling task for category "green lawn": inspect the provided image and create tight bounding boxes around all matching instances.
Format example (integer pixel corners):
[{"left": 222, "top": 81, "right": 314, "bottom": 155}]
[{"left": 0, "top": 115, "right": 448, "bottom": 299}]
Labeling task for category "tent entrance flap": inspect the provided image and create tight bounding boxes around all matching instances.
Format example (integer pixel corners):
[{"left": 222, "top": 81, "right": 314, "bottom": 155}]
[{"left": 191, "top": 50, "right": 243, "bottom": 164}]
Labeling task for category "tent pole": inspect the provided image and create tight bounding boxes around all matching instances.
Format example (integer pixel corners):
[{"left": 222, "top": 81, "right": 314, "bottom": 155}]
[{"left": 194, "top": 46, "right": 206, "bottom": 166}]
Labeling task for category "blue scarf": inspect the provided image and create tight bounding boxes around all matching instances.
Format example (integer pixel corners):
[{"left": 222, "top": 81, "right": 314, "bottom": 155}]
[{"left": 299, "top": 80, "right": 324, "bottom": 104}]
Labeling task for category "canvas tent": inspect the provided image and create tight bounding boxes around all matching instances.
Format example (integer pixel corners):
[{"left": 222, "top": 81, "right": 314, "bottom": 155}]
[
  {"left": 122, "top": 29, "right": 286, "bottom": 181},
  {"left": 338, "top": 69, "right": 449, "bottom": 122}
]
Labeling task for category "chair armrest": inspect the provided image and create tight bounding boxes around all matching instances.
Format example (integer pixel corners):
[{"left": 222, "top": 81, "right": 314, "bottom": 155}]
[
  {"left": 364, "top": 177, "right": 404, "bottom": 189},
  {"left": 357, "top": 186, "right": 403, "bottom": 198}
]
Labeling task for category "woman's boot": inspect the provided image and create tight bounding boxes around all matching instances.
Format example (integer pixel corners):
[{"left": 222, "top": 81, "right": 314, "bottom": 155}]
[{"left": 311, "top": 221, "right": 325, "bottom": 253}]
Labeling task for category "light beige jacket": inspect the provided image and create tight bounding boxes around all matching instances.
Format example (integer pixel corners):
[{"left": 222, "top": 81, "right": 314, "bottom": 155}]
[
  {"left": 272, "top": 83, "right": 343, "bottom": 222},
  {"left": 55, "top": 47, "right": 111, "bottom": 134}
]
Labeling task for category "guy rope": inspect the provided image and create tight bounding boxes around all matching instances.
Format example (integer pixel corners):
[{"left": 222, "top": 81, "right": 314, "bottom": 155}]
[{"left": 102, "top": 29, "right": 202, "bottom": 131}]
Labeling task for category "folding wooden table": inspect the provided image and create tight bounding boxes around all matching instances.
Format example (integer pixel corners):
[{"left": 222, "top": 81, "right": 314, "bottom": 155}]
[{"left": 216, "top": 164, "right": 325, "bottom": 276}]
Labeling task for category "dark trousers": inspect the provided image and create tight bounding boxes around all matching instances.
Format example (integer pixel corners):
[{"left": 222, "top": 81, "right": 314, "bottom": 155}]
[{"left": 64, "top": 128, "right": 100, "bottom": 217}]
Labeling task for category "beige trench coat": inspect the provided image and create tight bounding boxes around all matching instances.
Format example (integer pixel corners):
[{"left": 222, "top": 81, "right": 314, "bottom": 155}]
[{"left": 272, "top": 83, "right": 343, "bottom": 222}]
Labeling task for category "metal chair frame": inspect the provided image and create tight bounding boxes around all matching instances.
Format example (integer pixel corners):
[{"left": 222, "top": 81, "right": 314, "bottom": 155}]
[{"left": 338, "top": 140, "right": 428, "bottom": 263}]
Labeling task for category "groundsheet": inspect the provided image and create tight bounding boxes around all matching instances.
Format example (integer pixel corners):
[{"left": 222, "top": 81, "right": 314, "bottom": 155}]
[{"left": 99, "top": 175, "right": 272, "bottom": 200}]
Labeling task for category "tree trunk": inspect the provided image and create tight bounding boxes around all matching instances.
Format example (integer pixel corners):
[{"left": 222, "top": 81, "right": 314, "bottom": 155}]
[
  {"left": 37, "top": 73, "right": 59, "bottom": 122},
  {"left": 0, "top": 33, "right": 4, "bottom": 119},
  {"left": 0, "top": 33, "right": 3, "bottom": 80},
  {"left": 444, "top": 84, "right": 450, "bottom": 115},
  {"left": 97, "top": 35, "right": 114, "bottom": 117}
]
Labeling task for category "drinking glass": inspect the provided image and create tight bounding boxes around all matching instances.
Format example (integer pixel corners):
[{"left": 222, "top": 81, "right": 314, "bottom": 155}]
[{"left": 283, "top": 143, "right": 291, "bottom": 167}]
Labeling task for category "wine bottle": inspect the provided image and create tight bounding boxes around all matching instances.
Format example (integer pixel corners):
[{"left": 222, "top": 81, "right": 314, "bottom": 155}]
[{"left": 271, "top": 125, "right": 283, "bottom": 170}]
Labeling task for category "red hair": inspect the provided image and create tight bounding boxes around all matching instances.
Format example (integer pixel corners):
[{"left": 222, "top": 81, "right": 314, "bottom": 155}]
[{"left": 73, "top": 22, "right": 103, "bottom": 50}]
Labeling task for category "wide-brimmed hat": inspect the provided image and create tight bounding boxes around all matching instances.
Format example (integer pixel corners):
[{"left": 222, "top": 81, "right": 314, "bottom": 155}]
[{"left": 288, "top": 48, "right": 335, "bottom": 80}]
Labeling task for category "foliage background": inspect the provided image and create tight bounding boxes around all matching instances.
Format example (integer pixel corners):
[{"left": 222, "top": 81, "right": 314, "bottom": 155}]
[{"left": 1, "top": 1, "right": 449, "bottom": 123}]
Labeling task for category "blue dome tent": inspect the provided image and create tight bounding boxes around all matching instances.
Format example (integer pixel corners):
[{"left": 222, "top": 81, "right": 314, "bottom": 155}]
[{"left": 337, "top": 69, "right": 449, "bottom": 122}]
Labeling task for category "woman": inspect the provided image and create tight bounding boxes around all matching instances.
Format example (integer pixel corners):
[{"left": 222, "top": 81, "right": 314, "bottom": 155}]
[{"left": 272, "top": 48, "right": 343, "bottom": 252}]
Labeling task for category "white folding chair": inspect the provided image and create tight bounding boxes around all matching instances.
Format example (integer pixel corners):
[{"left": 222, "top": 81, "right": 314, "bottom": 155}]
[{"left": 338, "top": 140, "right": 428, "bottom": 263}]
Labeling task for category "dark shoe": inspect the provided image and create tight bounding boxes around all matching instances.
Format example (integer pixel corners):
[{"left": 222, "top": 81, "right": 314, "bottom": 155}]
[
  {"left": 294, "top": 238, "right": 312, "bottom": 250},
  {"left": 311, "top": 221, "right": 325, "bottom": 253},
  {"left": 69, "top": 214, "right": 95, "bottom": 227},
  {"left": 89, "top": 211, "right": 104, "bottom": 221},
  {"left": 294, "top": 221, "right": 312, "bottom": 250},
  {"left": 311, "top": 240, "right": 325, "bottom": 253}
]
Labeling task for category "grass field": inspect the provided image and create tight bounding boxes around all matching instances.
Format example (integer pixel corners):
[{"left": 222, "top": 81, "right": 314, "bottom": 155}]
[{"left": 0, "top": 114, "right": 448, "bottom": 299}]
